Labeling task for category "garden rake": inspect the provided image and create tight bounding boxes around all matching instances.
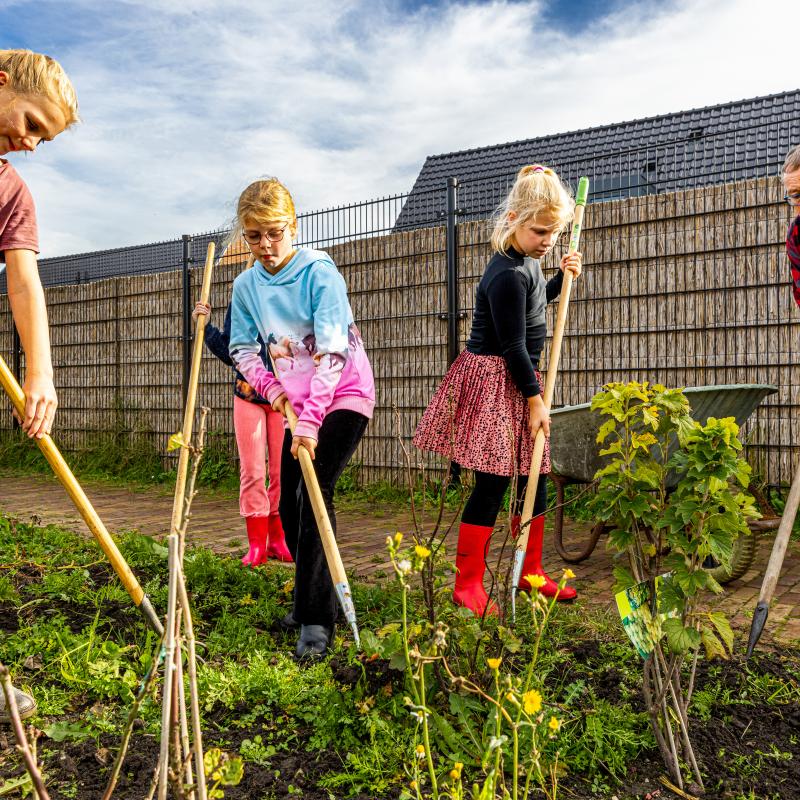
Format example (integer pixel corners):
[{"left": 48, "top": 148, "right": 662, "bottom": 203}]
[
  {"left": 281, "top": 402, "right": 361, "bottom": 648},
  {"left": 0, "top": 353, "right": 163, "bottom": 635},
  {"left": 511, "top": 176, "right": 590, "bottom": 620}
]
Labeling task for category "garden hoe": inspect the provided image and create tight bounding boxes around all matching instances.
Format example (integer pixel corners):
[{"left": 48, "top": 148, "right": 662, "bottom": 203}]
[
  {"left": 281, "top": 402, "right": 361, "bottom": 649},
  {"left": 511, "top": 176, "right": 590, "bottom": 621},
  {"left": 0, "top": 353, "right": 163, "bottom": 636},
  {"left": 746, "top": 454, "right": 800, "bottom": 657}
]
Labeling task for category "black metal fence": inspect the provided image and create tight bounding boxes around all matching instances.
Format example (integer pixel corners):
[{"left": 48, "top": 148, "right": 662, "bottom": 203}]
[{"left": 1, "top": 117, "right": 799, "bottom": 484}]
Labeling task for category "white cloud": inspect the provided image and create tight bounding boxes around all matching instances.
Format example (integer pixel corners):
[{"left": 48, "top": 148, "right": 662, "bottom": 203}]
[{"left": 5, "top": 0, "right": 796, "bottom": 256}]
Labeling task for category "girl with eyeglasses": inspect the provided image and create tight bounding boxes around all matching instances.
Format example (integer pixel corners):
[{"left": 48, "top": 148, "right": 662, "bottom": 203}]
[
  {"left": 0, "top": 49, "right": 78, "bottom": 724},
  {"left": 783, "top": 145, "right": 800, "bottom": 308},
  {"left": 414, "top": 165, "right": 583, "bottom": 617},
  {"left": 229, "top": 178, "right": 375, "bottom": 658}
]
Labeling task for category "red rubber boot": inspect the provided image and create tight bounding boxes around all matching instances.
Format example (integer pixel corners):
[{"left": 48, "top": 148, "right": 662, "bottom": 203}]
[
  {"left": 242, "top": 516, "right": 268, "bottom": 567},
  {"left": 516, "top": 514, "right": 577, "bottom": 602},
  {"left": 452, "top": 523, "right": 499, "bottom": 616},
  {"left": 266, "top": 514, "right": 293, "bottom": 563}
]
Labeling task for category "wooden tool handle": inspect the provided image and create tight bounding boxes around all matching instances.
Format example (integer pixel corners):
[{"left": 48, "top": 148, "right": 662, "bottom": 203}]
[
  {"left": 0, "top": 354, "right": 145, "bottom": 605},
  {"left": 283, "top": 403, "right": 349, "bottom": 586},
  {"left": 171, "top": 241, "right": 215, "bottom": 541},
  {"left": 517, "top": 177, "right": 589, "bottom": 548},
  {"left": 758, "top": 456, "right": 800, "bottom": 603}
]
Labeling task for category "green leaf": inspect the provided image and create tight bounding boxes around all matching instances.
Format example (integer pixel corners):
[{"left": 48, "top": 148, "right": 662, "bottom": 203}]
[
  {"left": 707, "top": 611, "right": 734, "bottom": 655},
  {"left": 43, "top": 720, "right": 92, "bottom": 742},
  {"left": 663, "top": 618, "right": 700, "bottom": 654},
  {"left": 167, "top": 431, "right": 189, "bottom": 452},
  {"left": 612, "top": 564, "right": 635, "bottom": 593},
  {"left": 700, "top": 625, "right": 728, "bottom": 660}
]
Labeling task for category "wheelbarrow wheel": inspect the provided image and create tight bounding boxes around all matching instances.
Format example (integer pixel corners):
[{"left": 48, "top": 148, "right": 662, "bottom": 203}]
[{"left": 707, "top": 531, "right": 757, "bottom": 585}]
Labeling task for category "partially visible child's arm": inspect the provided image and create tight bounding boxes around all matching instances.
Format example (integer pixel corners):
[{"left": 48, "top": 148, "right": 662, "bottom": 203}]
[{"left": 5, "top": 248, "right": 57, "bottom": 438}]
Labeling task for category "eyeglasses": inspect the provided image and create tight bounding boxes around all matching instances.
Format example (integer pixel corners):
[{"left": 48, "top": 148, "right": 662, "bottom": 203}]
[
  {"left": 242, "top": 223, "right": 289, "bottom": 245},
  {"left": 785, "top": 192, "right": 800, "bottom": 208}
]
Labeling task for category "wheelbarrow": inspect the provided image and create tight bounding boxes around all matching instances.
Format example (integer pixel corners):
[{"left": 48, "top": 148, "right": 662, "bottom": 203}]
[{"left": 548, "top": 383, "right": 780, "bottom": 583}]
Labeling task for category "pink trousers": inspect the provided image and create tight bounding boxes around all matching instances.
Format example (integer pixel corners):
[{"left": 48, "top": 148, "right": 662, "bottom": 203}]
[{"left": 233, "top": 395, "right": 283, "bottom": 518}]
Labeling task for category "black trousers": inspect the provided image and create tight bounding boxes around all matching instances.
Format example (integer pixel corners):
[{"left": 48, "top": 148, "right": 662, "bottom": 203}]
[
  {"left": 279, "top": 410, "right": 368, "bottom": 626},
  {"left": 461, "top": 470, "right": 547, "bottom": 528}
]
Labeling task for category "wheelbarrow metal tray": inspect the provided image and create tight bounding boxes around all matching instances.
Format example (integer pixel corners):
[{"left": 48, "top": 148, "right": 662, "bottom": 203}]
[{"left": 549, "top": 383, "right": 778, "bottom": 485}]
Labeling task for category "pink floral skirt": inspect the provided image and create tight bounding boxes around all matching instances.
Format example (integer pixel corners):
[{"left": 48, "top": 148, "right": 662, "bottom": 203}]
[{"left": 413, "top": 351, "right": 550, "bottom": 477}]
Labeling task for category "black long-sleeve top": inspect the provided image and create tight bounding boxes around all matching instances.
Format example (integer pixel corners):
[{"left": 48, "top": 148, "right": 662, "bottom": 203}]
[
  {"left": 204, "top": 303, "right": 272, "bottom": 405},
  {"left": 465, "top": 246, "right": 563, "bottom": 397}
]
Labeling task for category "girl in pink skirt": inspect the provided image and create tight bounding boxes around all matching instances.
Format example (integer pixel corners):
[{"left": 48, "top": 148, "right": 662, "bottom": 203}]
[{"left": 414, "top": 165, "right": 583, "bottom": 616}]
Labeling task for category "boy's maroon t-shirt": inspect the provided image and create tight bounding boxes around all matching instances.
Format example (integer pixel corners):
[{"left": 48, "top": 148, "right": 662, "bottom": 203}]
[
  {"left": 0, "top": 159, "right": 39, "bottom": 262},
  {"left": 788, "top": 215, "right": 800, "bottom": 309}
]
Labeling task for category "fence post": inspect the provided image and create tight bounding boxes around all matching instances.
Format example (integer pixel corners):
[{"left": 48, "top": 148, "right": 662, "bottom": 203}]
[
  {"left": 11, "top": 321, "right": 21, "bottom": 429},
  {"left": 445, "top": 176, "right": 461, "bottom": 366},
  {"left": 445, "top": 177, "right": 464, "bottom": 484},
  {"left": 181, "top": 234, "right": 193, "bottom": 407}
]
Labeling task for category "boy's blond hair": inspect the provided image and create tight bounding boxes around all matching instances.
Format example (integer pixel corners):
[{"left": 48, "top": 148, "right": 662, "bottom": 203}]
[
  {"left": 0, "top": 49, "right": 79, "bottom": 128},
  {"left": 491, "top": 165, "right": 574, "bottom": 255}
]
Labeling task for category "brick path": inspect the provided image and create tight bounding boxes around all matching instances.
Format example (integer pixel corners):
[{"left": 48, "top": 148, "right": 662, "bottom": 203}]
[{"left": 1, "top": 472, "right": 798, "bottom": 644}]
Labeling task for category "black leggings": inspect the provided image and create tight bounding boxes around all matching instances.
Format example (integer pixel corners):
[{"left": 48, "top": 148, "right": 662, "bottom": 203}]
[
  {"left": 279, "top": 410, "right": 368, "bottom": 626},
  {"left": 461, "top": 470, "right": 547, "bottom": 528}
]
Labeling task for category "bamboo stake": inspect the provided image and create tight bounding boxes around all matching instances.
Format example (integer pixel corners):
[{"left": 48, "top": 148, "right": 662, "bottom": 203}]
[
  {"left": 158, "top": 534, "right": 180, "bottom": 800},
  {"left": 511, "top": 176, "right": 590, "bottom": 618},
  {"left": 0, "top": 353, "right": 162, "bottom": 636},
  {"left": 176, "top": 625, "right": 194, "bottom": 795},
  {"left": 281, "top": 402, "right": 360, "bottom": 647},
  {"left": 171, "top": 242, "right": 215, "bottom": 558},
  {"left": 177, "top": 571, "right": 207, "bottom": 800}
]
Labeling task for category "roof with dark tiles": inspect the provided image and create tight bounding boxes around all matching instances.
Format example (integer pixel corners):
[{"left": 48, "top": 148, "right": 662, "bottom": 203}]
[{"left": 395, "top": 90, "right": 800, "bottom": 229}]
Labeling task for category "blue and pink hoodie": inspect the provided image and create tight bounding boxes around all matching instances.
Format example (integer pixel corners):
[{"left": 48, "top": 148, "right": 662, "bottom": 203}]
[{"left": 229, "top": 248, "right": 375, "bottom": 441}]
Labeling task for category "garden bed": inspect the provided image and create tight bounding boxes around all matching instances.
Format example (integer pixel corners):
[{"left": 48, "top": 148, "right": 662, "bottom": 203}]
[{"left": 0, "top": 515, "right": 798, "bottom": 799}]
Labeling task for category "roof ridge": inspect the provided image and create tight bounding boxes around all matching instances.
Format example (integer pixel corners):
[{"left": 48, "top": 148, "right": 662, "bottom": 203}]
[{"left": 425, "top": 88, "right": 800, "bottom": 163}]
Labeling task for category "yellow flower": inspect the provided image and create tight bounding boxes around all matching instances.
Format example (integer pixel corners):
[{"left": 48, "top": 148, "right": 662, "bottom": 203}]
[
  {"left": 523, "top": 690, "right": 542, "bottom": 715},
  {"left": 548, "top": 716, "right": 561, "bottom": 732},
  {"left": 449, "top": 761, "right": 464, "bottom": 781},
  {"left": 487, "top": 657, "right": 502, "bottom": 671},
  {"left": 526, "top": 574, "right": 547, "bottom": 589},
  {"left": 563, "top": 568, "right": 576, "bottom": 580},
  {"left": 415, "top": 744, "right": 426, "bottom": 759},
  {"left": 394, "top": 532, "right": 403, "bottom": 545},
  {"left": 410, "top": 780, "right": 418, "bottom": 790},
  {"left": 414, "top": 545, "right": 431, "bottom": 559}
]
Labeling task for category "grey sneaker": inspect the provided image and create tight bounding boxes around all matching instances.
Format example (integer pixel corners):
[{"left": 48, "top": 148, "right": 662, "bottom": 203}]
[
  {"left": 0, "top": 685, "right": 37, "bottom": 723},
  {"left": 295, "top": 624, "right": 334, "bottom": 659}
]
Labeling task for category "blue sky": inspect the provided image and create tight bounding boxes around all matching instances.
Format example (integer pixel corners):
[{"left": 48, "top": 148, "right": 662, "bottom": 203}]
[{"left": 2, "top": 0, "right": 796, "bottom": 256}]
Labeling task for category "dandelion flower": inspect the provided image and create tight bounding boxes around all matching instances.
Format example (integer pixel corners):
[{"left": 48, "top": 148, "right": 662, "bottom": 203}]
[
  {"left": 526, "top": 574, "right": 547, "bottom": 589},
  {"left": 398, "top": 559, "right": 412, "bottom": 574},
  {"left": 394, "top": 532, "right": 404, "bottom": 545},
  {"left": 487, "top": 657, "right": 502, "bottom": 670},
  {"left": 414, "top": 544, "right": 431, "bottom": 559},
  {"left": 548, "top": 716, "right": 561, "bottom": 732},
  {"left": 523, "top": 690, "right": 542, "bottom": 715},
  {"left": 563, "top": 568, "right": 576, "bottom": 580}
]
